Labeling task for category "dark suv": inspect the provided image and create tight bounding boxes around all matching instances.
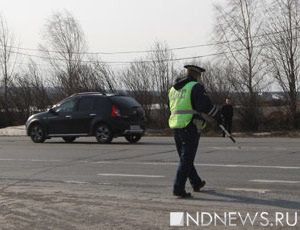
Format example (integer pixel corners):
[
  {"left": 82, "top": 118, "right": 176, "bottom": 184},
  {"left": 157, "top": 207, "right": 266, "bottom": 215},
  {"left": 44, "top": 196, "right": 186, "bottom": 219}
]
[{"left": 26, "top": 92, "right": 145, "bottom": 144}]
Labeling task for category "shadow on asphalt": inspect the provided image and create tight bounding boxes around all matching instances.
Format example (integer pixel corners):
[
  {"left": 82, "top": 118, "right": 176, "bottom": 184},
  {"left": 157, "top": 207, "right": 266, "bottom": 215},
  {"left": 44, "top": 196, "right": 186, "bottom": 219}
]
[
  {"left": 44, "top": 141, "right": 174, "bottom": 146},
  {"left": 194, "top": 190, "right": 300, "bottom": 210}
]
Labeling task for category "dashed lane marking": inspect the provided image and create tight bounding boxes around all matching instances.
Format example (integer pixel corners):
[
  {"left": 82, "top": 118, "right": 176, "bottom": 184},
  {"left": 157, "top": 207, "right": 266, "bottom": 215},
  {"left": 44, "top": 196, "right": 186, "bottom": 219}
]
[
  {"left": 0, "top": 158, "right": 298, "bottom": 170},
  {"left": 250, "top": 179, "right": 300, "bottom": 184},
  {"left": 0, "top": 158, "right": 62, "bottom": 162},
  {"left": 64, "top": 180, "right": 89, "bottom": 184},
  {"left": 97, "top": 173, "right": 165, "bottom": 178},
  {"left": 94, "top": 161, "right": 300, "bottom": 170},
  {"left": 226, "top": 188, "right": 270, "bottom": 194}
]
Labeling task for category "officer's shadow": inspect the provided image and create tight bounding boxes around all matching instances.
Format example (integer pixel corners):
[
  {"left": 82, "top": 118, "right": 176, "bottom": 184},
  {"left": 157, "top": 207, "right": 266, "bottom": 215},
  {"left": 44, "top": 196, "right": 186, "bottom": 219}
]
[{"left": 192, "top": 189, "right": 300, "bottom": 210}]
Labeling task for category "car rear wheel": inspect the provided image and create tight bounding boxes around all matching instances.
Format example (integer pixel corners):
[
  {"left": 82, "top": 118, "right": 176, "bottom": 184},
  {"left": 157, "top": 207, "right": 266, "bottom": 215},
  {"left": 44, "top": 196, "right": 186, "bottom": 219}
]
[
  {"left": 95, "top": 124, "right": 113, "bottom": 144},
  {"left": 125, "top": 134, "right": 142, "bottom": 143},
  {"left": 62, "top": 137, "right": 76, "bottom": 143},
  {"left": 30, "top": 124, "right": 46, "bottom": 143}
]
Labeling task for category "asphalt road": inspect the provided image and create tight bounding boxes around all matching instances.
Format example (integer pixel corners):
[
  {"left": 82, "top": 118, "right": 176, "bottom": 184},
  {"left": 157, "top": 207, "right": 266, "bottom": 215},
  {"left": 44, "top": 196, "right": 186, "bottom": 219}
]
[{"left": 0, "top": 136, "right": 299, "bottom": 229}]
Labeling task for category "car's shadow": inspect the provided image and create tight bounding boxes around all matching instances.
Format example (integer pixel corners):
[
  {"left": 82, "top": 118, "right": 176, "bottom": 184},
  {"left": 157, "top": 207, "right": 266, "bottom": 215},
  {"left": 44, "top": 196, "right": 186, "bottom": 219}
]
[{"left": 44, "top": 141, "right": 174, "bottom": 146}]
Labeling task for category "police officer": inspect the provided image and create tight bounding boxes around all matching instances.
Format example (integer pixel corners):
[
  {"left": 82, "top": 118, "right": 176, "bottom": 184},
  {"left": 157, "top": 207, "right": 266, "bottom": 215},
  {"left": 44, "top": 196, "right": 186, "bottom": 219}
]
[{"left": 168, "top": 65, "right": 223, "bottom": 198}]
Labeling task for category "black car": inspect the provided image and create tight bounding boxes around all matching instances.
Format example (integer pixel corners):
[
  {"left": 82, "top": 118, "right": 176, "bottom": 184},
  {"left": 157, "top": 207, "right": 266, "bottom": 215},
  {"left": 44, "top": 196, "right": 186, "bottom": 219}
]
[{"left": 26, "top": 92, "right": 146, "bottom": 144}]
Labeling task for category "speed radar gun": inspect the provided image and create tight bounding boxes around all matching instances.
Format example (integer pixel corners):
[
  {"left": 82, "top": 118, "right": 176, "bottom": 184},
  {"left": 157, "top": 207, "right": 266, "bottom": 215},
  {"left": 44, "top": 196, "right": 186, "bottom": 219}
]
[{"left": 219, "top": 124, "right": 236, "bottom": 143}]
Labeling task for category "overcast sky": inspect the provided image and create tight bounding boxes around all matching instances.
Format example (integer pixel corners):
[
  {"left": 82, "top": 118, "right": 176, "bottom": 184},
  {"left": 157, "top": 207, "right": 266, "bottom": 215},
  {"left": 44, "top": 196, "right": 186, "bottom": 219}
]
[{"left": 2, "top": 0, "right": 225, "bottom": 65}]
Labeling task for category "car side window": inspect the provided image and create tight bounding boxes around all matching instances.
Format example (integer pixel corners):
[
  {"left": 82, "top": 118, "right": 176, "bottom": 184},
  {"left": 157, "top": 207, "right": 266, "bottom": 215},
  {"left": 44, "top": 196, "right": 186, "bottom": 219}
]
[
  {"left": 56, "top": 99, "right": 76, "bottom": 113},
  {"left": 94, "top": 97, "right": 110, "bottom": 111},
  {"left": 77, "top": 97, "right": 94, "bottom": 112}
]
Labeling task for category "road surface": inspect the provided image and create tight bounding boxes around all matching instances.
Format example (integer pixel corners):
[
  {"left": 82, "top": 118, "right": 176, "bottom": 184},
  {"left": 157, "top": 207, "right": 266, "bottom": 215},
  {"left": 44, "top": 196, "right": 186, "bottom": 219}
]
[{"left": 0, "top": 136, "right": 299, "bottom": 229}]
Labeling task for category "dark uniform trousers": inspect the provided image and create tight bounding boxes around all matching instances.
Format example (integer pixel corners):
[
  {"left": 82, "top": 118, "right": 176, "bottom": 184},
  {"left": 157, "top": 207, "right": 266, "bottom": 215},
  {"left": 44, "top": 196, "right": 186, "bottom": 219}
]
[{"left": 173, "top": 123, "right": 202, "bottom": 193}]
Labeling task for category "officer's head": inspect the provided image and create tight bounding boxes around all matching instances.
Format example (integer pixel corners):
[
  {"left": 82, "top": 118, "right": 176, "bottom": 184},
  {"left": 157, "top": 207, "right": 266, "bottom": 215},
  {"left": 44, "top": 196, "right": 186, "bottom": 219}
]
[{"left": 184, "top": 65, "right": 206, "bottom": 82}]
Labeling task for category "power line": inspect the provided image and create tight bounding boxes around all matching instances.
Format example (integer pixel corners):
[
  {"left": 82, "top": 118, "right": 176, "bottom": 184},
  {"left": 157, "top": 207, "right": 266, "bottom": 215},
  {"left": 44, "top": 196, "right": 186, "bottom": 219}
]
[
  {"left": 2, "top": 31, "right": 300, "bottom": 66},
  {"left": 6, "top": 47, "right": 251, "bottom": 65},
  {"left": 0, "top": 26, "right": 299, "bottom": 56}
]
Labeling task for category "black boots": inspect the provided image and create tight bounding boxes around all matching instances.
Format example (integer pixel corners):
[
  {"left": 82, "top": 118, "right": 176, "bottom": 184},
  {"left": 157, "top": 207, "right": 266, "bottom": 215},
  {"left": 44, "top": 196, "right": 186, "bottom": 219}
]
[
  {"left": 193, "top": 180, "right": 206, "bottom": 192},
  {"left": 173, "top": 180, "right": 206, "bottom": 198}
]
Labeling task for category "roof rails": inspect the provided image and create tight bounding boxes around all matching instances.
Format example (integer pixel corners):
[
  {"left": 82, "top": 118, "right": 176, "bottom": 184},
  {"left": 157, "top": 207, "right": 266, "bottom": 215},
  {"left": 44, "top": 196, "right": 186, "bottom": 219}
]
[
  {"left": 67, "top": 91, "right": 130, "bottom": 98},
  {"left": 69, "top": 92, "right": 105, "bottom": 97}
]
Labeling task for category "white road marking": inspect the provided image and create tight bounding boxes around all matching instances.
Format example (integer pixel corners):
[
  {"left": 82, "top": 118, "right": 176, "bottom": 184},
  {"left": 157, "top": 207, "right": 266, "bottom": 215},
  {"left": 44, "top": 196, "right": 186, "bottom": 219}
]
[
  {"left": 97, "top": 173, "right": 165, "bottom": 178},
  {"left": 250, "top": 179, "right": 300, "bottom": 184},
  {"left": 0, "top": 158, "right": 298, "bottom": 170},
  {"left": 226, "top": 188, "right": 270, "bottom": 194},
  {"left": 64, "top": 180, "right": 89, "bottom": 184},
  {"left": 198, "top": 163, "right": 300, "bottom": 170},
  {"left": 63, "top": 181, "right": 113, "bottom": 185},
  {"left": 210, "top": 146, "right": 287, "bottom": 151},
  {"left": 99, "top": 161, "right": 178, "bottom": 166},
  {"left": 0, "top": 158, "right": 62, "bottom": 162},
  {"left": 94, "top": 161, "right": 300, "bottom": 170}
]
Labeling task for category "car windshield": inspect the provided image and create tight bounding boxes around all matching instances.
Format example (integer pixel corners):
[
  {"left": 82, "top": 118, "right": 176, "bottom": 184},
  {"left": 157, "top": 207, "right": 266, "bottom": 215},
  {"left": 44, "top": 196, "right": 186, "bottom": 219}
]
[
  {"left": 50, "top": 98, "right": 76, "bottom": 113},
  {"left": 51, "top": 97, "right": 72, "bottom": 110}
]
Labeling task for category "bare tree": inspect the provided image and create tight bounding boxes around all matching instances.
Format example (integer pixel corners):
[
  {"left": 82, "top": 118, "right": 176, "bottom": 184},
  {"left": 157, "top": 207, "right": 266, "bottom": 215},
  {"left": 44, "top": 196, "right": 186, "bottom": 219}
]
[
  {"left": 10, "top": 73, "right": 32, "bottom": 121},
  {"left": 59, "top": 61, "right": 118, "bottom": 95},
  {"left": 90, "top": 61, "right": 118, "bottom": 93},
  {"left": 214, "top": 0, "right": 267, "bottom": 130},
  {"left": 26, "top": 60, "right": 51, "bottom": 110},
  {"left": 9, "top": 60, "right": 50, "bottom": 122},
  {"left": 202, "top": 61, "right": 234, "bottom": 104},
  {"left": 149, "top": 42, "right": 178, "bottom": 128},
  {"left": 264, "top": 0, "right": 300, "bottom": 128},
  {"left": 40, "top": 10, "right": 88, "bottom": 96},
  {"left": 121, "top": 60, "right": 154, "bottom": 122},
  {"left": 0, "top": 14, "right": 18, "bottom": 125},
  {"left": 120, "top": 42, "right": 178, "bottom": 128}
]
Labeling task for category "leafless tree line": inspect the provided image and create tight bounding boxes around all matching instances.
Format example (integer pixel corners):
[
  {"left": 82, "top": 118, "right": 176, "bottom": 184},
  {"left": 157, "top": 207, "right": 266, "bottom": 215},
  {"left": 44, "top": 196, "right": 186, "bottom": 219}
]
[
  {"left": 214, "top": 0, "right": 300, "bottom": 130},
  {"left": 0, "top": 1, "right": 300, "bottom": 131},
  {"left": 121, "top": 42, "right": 179, "bottom": 127}
]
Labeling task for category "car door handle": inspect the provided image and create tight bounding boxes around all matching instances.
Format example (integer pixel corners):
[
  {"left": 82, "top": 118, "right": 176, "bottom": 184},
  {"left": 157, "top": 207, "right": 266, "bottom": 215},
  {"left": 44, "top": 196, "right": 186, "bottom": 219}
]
[
  {"left": 65, "top": 115, "right": 72, "bottom": 118},
  {"left": 89, "top": 113, "right": 96, "bottom": 117}
]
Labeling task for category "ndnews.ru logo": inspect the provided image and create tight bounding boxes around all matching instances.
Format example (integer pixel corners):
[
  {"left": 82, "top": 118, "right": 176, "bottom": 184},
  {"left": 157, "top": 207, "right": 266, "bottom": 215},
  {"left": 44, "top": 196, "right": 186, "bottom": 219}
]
[
  {"left": 169, "top": 211, "right": 298, "bottom": 227},
  {"left": 170, "top": 212, "right": 185, "bottom": 227}
]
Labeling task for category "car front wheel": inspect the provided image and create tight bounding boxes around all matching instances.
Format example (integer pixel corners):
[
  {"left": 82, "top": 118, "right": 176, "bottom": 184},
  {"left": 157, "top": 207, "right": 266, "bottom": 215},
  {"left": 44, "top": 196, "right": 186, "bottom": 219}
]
[
  {"left": 95, "top": 124, "right": 113, "bottom": 144},
  {"left": 30, "top": 124, "right": 46, "bottom": 143}
]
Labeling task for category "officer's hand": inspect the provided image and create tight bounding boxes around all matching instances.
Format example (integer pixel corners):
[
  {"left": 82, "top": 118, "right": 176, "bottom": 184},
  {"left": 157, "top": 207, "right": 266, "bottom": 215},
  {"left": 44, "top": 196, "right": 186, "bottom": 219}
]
[{"left": 193, "top": 119, "right": 207, "bottom": 131}]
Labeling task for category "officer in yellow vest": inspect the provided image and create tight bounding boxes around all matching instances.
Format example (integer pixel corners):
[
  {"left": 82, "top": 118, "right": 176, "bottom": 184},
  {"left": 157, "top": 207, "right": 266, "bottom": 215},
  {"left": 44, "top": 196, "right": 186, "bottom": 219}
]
[{"left": 169, "top": 65, "right": 223, "bottom": 198}]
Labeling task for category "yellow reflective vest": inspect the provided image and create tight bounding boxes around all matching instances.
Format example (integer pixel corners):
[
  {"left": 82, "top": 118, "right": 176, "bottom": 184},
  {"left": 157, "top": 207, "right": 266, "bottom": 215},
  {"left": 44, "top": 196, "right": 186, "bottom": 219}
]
[{"left": 168, "top": 81, "right": 198, "bottom": 129}]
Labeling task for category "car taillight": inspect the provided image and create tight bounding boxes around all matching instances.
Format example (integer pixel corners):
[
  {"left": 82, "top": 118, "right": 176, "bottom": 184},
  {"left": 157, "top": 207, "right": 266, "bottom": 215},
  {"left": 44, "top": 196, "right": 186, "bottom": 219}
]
[{"left": 111, "top": 105, "right": 121, "bottom": 118}]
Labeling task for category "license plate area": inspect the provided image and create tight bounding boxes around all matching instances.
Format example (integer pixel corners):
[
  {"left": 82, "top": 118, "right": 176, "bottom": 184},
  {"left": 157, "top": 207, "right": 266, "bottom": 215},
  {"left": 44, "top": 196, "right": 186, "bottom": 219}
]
[{"left": 130, "top": 125, "right": 141, "bottom": 130}]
